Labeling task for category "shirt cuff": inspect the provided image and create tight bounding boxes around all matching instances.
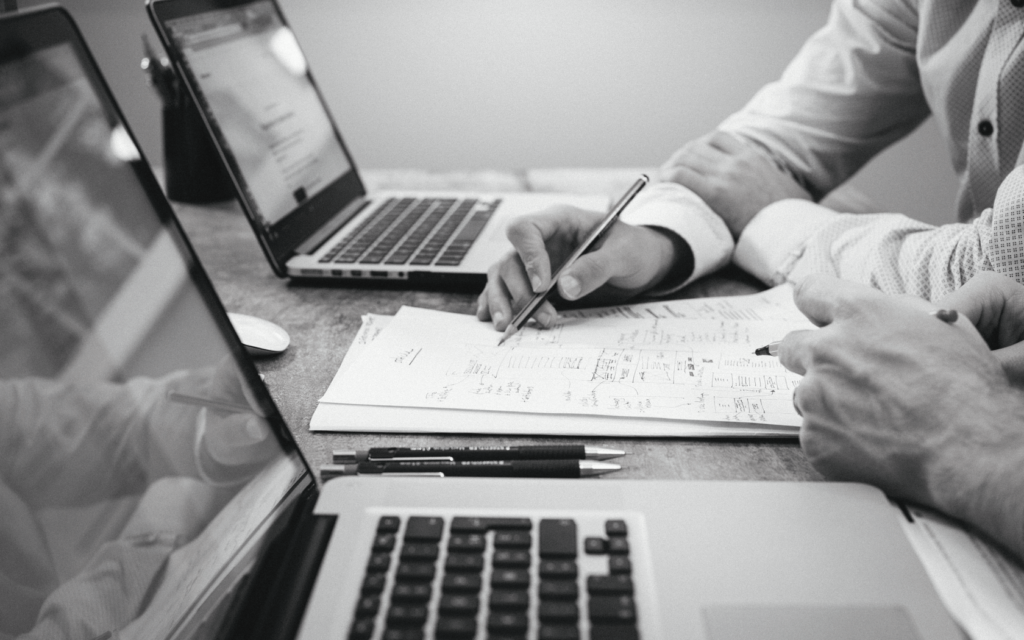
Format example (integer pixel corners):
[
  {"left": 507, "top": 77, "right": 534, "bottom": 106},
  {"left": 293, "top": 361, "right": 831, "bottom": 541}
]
[
  {"left": 620, "top": 182, "right": 734, "bottom": 294},
  {"left": 734, "top": 199, "right": 838, "bottom": 284}
]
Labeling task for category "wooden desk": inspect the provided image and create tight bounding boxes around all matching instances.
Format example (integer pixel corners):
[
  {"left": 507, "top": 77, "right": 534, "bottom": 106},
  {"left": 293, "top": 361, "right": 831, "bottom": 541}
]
[{"left": 172, "top": 169, "right": 821, "bottom": 482}]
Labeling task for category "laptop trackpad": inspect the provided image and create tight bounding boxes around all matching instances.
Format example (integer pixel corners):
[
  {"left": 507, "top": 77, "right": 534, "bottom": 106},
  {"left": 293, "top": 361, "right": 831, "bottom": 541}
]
[{"left": 703, "top": 605, "right": 923, "bottom": 640}]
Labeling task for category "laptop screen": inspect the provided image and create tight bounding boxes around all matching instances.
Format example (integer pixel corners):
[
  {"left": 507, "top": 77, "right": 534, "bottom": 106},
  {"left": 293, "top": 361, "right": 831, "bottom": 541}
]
[
  {"left": 0, "top": 9, "right": 310, "bottom": 640},
  {"left": 162, "top": 0, "right": 352, "bottom": 230}
]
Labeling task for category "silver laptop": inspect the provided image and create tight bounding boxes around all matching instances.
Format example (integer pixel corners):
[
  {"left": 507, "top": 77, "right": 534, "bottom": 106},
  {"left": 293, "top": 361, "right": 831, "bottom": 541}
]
[
  {"left": 0, "top": 7, "right": 960, "bottom": 640},
  {"left": 146, "top": 0, "right": 606, "bottom": 288}
]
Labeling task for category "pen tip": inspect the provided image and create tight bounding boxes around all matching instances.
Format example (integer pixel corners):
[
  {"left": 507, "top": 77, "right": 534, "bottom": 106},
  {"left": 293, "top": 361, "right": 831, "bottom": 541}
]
[
  {"left": 754, "top": 346, "right": 769, "bottom": 356},
  {"left": 498, "top": 324, "right": 517, "bottom": 346}
]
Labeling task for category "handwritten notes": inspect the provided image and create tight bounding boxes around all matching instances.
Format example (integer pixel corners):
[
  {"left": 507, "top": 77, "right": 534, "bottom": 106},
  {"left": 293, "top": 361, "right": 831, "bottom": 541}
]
[{"left": 318, "top": 286, "right": 812, "bottom": 431}]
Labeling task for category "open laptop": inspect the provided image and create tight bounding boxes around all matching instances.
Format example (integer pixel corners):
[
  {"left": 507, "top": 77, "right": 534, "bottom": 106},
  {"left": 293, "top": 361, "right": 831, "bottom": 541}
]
[
  {"left": 145, "top": 0, "right": 607, "bottom": 288},
  {"left": 0, "top": 7, "right": 962, "bottom": 640}
]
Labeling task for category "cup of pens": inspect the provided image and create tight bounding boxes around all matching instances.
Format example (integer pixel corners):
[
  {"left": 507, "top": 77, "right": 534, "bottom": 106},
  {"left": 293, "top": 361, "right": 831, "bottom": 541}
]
[{"left": 143, "top": 36, "right": 234, "bottom": 204}]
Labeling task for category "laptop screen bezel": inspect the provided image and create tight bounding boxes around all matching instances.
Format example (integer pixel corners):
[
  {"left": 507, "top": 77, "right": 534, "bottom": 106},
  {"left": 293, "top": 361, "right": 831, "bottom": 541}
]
[{"left": 147, "top": 0, "right": 368, "bottom": 276}]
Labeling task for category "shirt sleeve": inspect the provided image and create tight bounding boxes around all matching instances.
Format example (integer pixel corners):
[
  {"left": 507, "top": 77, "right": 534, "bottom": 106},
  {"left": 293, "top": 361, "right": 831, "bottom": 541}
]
[
  {"left": 718, "top": 0, "right": 929, "bottom": 200},
  {"left": 619, "top": 181, "right": 734, "bottom": 294},
  {"left": 745, "top": 201, "right": 996, "bottom": 301}
]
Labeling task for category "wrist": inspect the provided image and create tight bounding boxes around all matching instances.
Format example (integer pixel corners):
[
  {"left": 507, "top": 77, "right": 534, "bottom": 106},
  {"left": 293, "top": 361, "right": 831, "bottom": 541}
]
[
  {"left": 928, "top": 386, "right": 1024, "bottom": 557},
  {"left": 644, "top": 226, "right": 694, "bottom": 293}
]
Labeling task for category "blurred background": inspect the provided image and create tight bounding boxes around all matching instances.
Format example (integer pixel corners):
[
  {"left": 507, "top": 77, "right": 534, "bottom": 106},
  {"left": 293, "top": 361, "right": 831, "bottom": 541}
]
[{"left": 23, "top": 0, "right": 959, "bottom": 225}]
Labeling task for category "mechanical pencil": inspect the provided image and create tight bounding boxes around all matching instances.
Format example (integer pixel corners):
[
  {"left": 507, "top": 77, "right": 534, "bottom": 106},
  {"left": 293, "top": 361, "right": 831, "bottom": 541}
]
[
  {"left": 319, "top": 459, "right": 620, "bottom": 479},
  {"left": 332, "top": 445, "right": 625, "bottom": 463}
]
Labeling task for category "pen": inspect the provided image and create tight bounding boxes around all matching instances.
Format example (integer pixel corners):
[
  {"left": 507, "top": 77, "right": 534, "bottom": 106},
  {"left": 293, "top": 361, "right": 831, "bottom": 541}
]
[
  {"left": 167, "top": 391, "right": 253, "bottom": 414},
  {"left": 333, "top": 445, "right": 626, "bottom": 463},
  {"left": 319, "top": 460, "right": 621, "bottom": 479},
  {"left": 498, "top": 174, "right": 650, "bottom": 346},
  {"left": 141, "top": 34, "right": 178, "bottom": 106},
  {"left": 753, "top": 341, "right": 780, "bottom": 356}
]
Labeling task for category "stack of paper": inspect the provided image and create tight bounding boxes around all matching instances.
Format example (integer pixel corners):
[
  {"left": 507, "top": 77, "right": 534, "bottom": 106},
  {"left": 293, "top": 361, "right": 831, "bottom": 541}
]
[{"left": 311, "top": 286, "right": 814, "bottom": 438}]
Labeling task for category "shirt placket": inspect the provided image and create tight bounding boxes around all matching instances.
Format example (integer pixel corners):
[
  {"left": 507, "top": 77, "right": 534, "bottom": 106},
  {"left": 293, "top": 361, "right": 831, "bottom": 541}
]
[{"left": 967, "top": 2, "right": 1024, "bottom": 216}]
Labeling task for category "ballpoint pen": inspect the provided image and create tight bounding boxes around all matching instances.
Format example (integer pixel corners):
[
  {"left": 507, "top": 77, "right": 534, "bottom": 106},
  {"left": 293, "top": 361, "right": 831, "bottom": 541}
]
[
  {"left": 498, "top": 174, "right": 650, "bottom": 346},
  {"left": 319, "top": 460, "right": 621, "bottom": 479},
  {"left": 167, "top": 391, "right": 253, "bottom": 414},
  {"left": 753, "top": 342, "right": 780, "bottom": 356},
  {"left": 333, "top": 445, "right": 626, "bottom": 463}
]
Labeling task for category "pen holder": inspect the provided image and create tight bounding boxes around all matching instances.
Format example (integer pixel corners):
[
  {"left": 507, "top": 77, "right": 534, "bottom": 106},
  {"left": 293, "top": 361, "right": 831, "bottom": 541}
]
[{"left": 163, "top": 94, "right": 234, "bottom": 204}]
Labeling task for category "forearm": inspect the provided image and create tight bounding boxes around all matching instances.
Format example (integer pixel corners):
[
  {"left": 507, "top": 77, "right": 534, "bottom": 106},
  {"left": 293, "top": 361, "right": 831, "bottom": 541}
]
[
  {"left": 781, "top": 209, "right": 992, "bottom": 301},
  {"left": 928, "top": 393, "right": 1024, "bottom": 563},
  {"left": 720, "top": 0, "right": 928, "bottom": 198}
]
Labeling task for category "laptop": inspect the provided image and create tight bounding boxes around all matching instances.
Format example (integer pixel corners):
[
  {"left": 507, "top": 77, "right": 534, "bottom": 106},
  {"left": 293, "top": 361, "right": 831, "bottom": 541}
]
[
  {"left": 145, "top": 0, "right": 607, "bottom": 288},
  {"left": 0, "top": 7, "right": 961, "bottom": 640}
]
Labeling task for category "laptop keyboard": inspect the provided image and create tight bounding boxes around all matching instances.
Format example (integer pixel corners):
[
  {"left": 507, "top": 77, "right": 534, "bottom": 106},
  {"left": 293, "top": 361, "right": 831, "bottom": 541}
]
[
  {"left": 348, "top": 515, "right": 640, "bottom": 640},
  {"left": 320, "top": 197, "right": 500, "bottom": 268}
]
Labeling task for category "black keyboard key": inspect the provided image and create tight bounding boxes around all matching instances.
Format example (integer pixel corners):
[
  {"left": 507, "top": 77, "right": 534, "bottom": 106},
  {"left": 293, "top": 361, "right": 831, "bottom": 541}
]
[
  {"left": 494, "top": 531, "right": 532, "bottom": 548},
  {"left": 585, "top": 537, "right": 608, "bottom": 554},
  {"left": 493, "top": 549, "right": 531, "bottom": 568},
  {"left": 539, "top": 519, "right": 577, "bottom": 558},
  {"left": 373, "top": 533, "right": 396, "bottom": 552},
  {"left": 539, "top": 580, "right": 578, "bottom": 600},
  {"left": 605, "top": 520, "right": 628, "bottom": 536},
  {"left": 396, "top": 563, "right": 436, "bottom": 582},
  {"left": 434, "top": 616, "right": 477, "bottom": 638},
  {"left": 445, "top": 553, "right": 484, "bottom": 573},
  {"left": 589, "top": 596, "right": 636, "bottom": 623},
  {"left": 400, "top": 543, "right": 439, "bottom": 561},
  {"left": 539, "top": 560, "right": 577, "bottom": 579},
  {"left": 607, "top": 538, "right": 630, "bottom": 555},
  {"left": 491, "top": 569, "right": 530, "bottom": 588},
  {"left": 448, "top": 533, "right": 486, "bottom": 552},
  {"left": 405, "top": 517, "right": 443, "bottom": 541},
  {"left": 362, "top": 573, "right": 386, "bottom": 594},
  {"left": 489, "top": 589, "right": 529, "bottom": 610},
  {"left": 386, "top": 604, "right": 428, "bottom": 627},
  {"left": 609, "top": 556, "right": 632, "bottom": 574},
  {"left": 590, "top": 625, "right": 639, "bottom": 640},
  {"left": 383, "top": 630, "right": 423, "bottom": 640},
  {"left": 539, "top": 626, "right": 580, "bottom": 640},
  {"left": 392, "top": 583, "right": 432, "bottom": 603},
  {"left": 587, "top": 575, "right": 633, "bottom": 595},
  {"left": 349, "top": 618, "right": 374, "bottom": 640},
  {"left": 487, "top": 612, "right": 528, "bottom": 634},
  {"left": 443, "top": 573, "right": 482, "bottom": 593},
  {"left": 355, "top": 595, "right": 380, "bottom": 618},
  {"left": 367, "top": 553, "right": 391, "bottom": 572},
  {"left": 438, "top": 594, "right": 479, "bottom": 616},
  {"left": 539, "top": 601, "right": 579, "bottom": 623}
]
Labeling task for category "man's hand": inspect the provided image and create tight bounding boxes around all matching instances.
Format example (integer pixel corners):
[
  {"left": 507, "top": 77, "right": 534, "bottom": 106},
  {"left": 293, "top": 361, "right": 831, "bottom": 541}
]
[
  {"left": 935, "top": 271, "right": 1024, "bottom": 385},
  {"left": 477, "top": 205, "right": 680, "bottom": 331},
  {"left": 778, "top": 274, "right": 1024, "bottom": 559},
  {"left": 660, "top": 131, "right": 811, "bottom": 238}
]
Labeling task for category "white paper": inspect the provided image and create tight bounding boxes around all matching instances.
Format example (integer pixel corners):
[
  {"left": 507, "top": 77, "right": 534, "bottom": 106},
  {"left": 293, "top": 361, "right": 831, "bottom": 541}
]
[
  {"left": 900, "top": 506, "right": 1024, "bottom": 640},
  {"left": 320, "top": 287, "right": 811, "bottom": 428}
]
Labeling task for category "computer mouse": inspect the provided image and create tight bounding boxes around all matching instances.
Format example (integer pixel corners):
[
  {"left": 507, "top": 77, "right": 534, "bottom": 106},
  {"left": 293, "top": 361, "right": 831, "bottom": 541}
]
[{"left": 227, "top": 313, "right": 290, "bottom": 356}]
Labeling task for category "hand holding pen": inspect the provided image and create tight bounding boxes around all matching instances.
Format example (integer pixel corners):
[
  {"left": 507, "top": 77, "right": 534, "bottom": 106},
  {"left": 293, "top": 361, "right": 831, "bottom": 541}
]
[{"left": 478, "top": 175, "right": 679, "bottom": 339}]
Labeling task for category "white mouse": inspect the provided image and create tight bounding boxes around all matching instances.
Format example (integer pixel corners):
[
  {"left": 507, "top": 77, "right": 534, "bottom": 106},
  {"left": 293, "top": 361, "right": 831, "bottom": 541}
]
[{"left": 227, "top": 313, "right": 290, "bottom": 356}]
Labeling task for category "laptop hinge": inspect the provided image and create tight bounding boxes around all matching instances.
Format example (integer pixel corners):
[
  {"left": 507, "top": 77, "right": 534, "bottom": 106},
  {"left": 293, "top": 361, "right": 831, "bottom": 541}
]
[
  {"left": 221, "top": 484, "right": 335, "bottom": 640},
  {"left": 294, "top": 197, "right": 370, "bottom": 256}
]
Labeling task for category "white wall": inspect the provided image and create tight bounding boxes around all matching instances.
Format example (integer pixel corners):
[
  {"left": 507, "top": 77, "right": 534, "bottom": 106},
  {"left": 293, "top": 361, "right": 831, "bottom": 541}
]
[{"left": 30, "top": 0, "right": 960, "bottom": 225}]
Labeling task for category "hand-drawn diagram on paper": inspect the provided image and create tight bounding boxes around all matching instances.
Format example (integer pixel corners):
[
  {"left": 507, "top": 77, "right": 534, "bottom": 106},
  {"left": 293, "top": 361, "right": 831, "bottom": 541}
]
[{"left": 323, "top": 290, "right": 812, "bottom": 427}]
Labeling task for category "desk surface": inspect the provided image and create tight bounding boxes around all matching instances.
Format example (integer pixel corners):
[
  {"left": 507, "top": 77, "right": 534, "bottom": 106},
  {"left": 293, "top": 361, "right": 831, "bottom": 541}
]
[{"left": 172, "top": 168, "right": 821, "bottom": 482}]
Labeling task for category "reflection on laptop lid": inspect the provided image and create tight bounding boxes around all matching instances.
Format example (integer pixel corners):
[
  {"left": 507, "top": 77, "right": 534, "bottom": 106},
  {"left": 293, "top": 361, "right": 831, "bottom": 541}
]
[
  {"left": 147, "top": 0, "right": 608, "bottom": 288},
  {"left": 0, "top": 8, "right": 963, "bottom": 640},
  {"left": 0, "top": 8, "right": 321, "bottom": 639}
]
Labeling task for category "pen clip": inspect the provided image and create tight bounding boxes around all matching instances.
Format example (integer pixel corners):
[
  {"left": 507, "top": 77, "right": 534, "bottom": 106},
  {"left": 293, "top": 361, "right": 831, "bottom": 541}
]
[
  {"left": 381, "top": 472, "right": 446, "bottom": 478},
  {"left": 368, "top": 456, "right": 455, "bottom": 462}
]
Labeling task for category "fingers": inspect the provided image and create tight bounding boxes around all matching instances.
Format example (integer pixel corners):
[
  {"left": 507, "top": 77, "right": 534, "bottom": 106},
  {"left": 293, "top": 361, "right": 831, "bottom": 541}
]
[
  {"left": 790, "top": 274, "right": 879, "bottom": 327},
  {"left": 936, "top": 271, "right": 1024, "bottom": 348},
  {"left": 777, "top": 329, "right": 818, "bottom": 376}
]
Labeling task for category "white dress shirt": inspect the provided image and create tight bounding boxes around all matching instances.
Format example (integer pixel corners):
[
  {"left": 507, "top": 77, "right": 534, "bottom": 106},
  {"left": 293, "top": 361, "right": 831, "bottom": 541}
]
[{"left": 622, "top": 0, "right": 1024, "bottom": 300}]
